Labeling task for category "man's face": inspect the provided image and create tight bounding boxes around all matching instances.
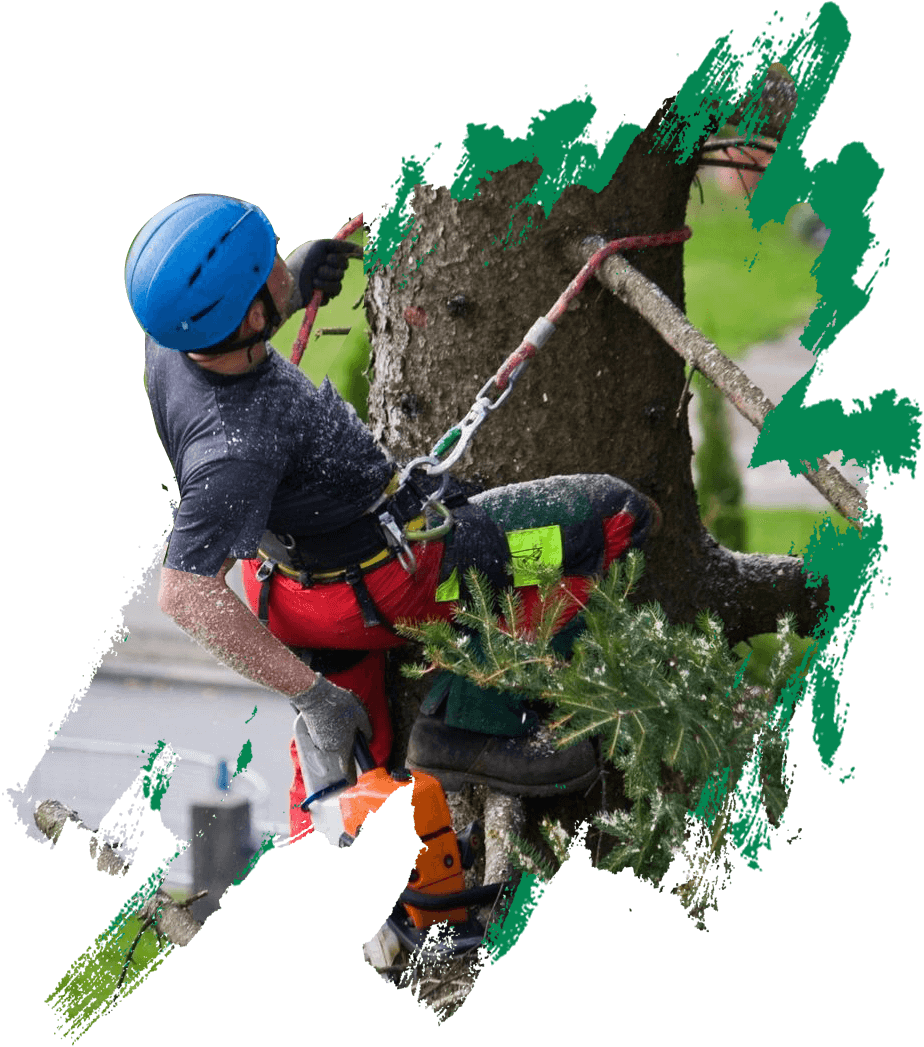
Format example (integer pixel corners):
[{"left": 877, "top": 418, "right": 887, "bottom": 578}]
[{"left": 266, "top": 251, "right": 296, "bottom": 322}]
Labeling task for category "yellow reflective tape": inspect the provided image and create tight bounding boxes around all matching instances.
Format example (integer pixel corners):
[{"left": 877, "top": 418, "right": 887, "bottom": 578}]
[
  {"left": 507, "top": 525, "right": 563, "bottom": 587},
  {"left": 435, "top": 567, "right": 460, "bottom": 603}
]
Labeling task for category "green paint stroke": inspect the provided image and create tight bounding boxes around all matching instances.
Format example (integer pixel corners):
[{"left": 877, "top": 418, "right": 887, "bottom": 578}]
[
  {"left": 235, "top": 739, "right": 253, "bottom": 777},
  {"left": 47, "top": 732, "right": 278, "bottom": 1039},
  {"left": 366, "top": 157, "right": 427, "bottom": 275},
  {"left": 367, "top": 102, "right": 641, "bottom": 276},
  {"left": 484, "top": 873, "right": 545, "bottom": 962},
  {"left": 48, "top": 868, "right": 178, "bottom": 1041},
  {"left": 47, "top": 745, "right": 184, "bottom": 1038},
  {"left": 140, "top": 739, "right": 171, "bottom": 812}
]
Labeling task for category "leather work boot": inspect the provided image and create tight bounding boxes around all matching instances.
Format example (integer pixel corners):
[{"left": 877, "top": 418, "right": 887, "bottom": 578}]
[{"left": 405, "top": 713, "right": 598, "bottom": 796}]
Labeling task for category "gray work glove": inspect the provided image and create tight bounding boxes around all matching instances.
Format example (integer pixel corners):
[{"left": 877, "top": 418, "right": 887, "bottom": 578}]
[{"left": 290, "top": 675, "right": 372, "bottom": 756}]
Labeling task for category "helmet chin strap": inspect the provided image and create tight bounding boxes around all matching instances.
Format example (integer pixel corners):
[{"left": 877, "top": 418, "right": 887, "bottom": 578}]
[{"left": 190, "top": 285, "right": 283, "bottom": 357}]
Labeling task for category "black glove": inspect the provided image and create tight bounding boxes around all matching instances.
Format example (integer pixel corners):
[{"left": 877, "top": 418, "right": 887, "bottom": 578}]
[{"left": 285, "top": 239, "right": 362, "bottom": 307}]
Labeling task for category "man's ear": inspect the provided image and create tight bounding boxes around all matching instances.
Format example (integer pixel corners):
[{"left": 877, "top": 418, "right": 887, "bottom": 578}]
[{"left": 241, "top": 297, "right": 266, "bottom": 336}]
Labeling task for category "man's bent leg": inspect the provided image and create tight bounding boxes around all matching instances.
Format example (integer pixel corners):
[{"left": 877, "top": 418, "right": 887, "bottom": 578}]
[{"left": 407, "top": 474, "right": 659, "bottom": 795}]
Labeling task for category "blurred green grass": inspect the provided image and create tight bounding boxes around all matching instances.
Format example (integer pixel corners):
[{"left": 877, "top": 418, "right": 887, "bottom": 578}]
[
  {"left": 685, "top": 175, "right": 821, "bottom": 357},
  {"left": 272, "top": 227, "right": 371, "bottom": 417},
  {"left": 685, "top": 168, "right": 844, "bottom": 688},
  {"left": 742, "top": 505, "right": 850, "bottom": 555}
]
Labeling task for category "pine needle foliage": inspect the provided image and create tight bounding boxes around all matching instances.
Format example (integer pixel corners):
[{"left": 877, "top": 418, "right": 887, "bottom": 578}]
[{"left": 399, "top": 551, "right": 788, "bottom": 885}]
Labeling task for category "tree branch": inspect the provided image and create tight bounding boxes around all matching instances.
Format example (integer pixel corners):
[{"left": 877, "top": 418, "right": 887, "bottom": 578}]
[
  {"left": 34, "top": 800, "right": 201, "bottom": 947},
  {"left": 697, "top": 158, "right": 770, "bottom": 174},
  {"left": 701, "top": 137, "right": 777, "bottom": 156},
  {"left": 692, "top": 538, "right": 830, "bottom": 646},
  {"left": 572, "top": 237, "right": 867, "bottom": 528},
  {"left": 726, "top": 68, "right": 798, "bottom": 141}
]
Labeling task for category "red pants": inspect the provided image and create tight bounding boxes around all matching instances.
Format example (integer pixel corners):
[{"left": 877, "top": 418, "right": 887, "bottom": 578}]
[{"left": 240, "top": 512, "right": 640, "bottom": 836}]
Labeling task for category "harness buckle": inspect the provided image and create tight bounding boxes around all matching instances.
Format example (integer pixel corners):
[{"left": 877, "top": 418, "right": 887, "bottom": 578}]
[
  {"left": 378, "top": 510, "right": 417, "bottom": 574},
  {"left": 255, "top": 558, "right": 278, "bottom": 583},
  {"left": 254, "top": 557, "right": 279, "bottom": 626}
]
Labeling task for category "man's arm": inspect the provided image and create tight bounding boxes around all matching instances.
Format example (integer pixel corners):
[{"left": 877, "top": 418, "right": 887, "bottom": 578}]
[{"left": 159, "top": 559, "right": 316, "bottom": 697}]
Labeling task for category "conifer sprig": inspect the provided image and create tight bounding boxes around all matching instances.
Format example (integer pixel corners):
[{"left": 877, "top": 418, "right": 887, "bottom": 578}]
[{"left": 399, "top": 551, "right": 796, "bottom": 888}]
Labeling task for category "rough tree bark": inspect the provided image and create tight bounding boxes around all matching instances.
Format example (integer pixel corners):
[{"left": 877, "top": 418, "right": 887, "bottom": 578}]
[{"left": 366, "top": 73, "right": 829, "bottom": 658}]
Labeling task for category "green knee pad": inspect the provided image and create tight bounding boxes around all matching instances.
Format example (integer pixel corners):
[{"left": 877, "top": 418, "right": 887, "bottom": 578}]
[{"left": 419, "top": 670, "right": 535, "bottom": 737}]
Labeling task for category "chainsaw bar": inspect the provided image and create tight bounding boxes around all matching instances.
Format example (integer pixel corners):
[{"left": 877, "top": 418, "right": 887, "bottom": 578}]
[{"left": 387, "top": 904, "right": 491, "bottom": 959}]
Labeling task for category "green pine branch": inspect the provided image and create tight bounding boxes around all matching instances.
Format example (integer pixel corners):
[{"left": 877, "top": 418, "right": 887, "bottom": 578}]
[{"left": 399, "top": 551, "right": 800, "bottom": 889}]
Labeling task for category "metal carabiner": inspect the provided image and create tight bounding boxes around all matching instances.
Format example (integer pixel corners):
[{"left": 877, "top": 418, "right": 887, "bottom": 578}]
[
  {"left": 397, "top": 455, "right": 445, "bottom": 489},
  {"left": 377, "top": 509, "right": 417, "bottom": 573},
  {"left": 404, "top": 499, "right": 454, "bottom": 542},
  {"left": 426, "top": 362, "right": 528, "bottom": 476},
  {"left": 427, "top": 400, "right": 491, "bottom": 476}
]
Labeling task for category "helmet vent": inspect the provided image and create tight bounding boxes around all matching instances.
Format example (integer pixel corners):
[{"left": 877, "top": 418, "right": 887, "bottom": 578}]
[
  {"left": 189, "top": 298, "right": 222, "bottom": 323},
  {"left": 125, "top": 194, "right": 275, "bottom": 351}
]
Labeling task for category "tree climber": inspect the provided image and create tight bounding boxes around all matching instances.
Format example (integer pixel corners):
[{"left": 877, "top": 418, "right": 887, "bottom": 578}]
[{"left": 126, "top": 193, "right": 661, "bottom": 836}]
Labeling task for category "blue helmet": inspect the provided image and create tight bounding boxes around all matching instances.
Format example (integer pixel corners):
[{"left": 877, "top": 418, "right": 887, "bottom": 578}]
[{"left": 125, "top": 194, "right": 277, "bottom": 352}]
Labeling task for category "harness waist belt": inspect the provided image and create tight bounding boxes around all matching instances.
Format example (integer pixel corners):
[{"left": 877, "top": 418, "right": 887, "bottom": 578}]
[
  {"left": 257, "top": 534, "right": 398, "bottom": 584},
  {"left": 258, "top": 472, "right": 442, "bottom": 575},
  {"left": 252, "top": 473, "right": 468, "bottom": 629},
  {"left": 259, "top": 518, "right": 389, "bottom": 575}
]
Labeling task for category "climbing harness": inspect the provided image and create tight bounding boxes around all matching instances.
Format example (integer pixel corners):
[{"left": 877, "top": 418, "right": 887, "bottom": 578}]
[{"left": 276, "top": 222, "right": 691, "bottom": 625}]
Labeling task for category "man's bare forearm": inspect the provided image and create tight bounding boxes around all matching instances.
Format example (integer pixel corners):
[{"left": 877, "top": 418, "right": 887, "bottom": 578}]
[{"left": 158, "top": 561, "right": 317, "bottom": 697}]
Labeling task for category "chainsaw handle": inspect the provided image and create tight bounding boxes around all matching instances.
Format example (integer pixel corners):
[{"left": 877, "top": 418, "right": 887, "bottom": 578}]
[{"left": 353, "top": 732, "right": 376, "bottom": 774}]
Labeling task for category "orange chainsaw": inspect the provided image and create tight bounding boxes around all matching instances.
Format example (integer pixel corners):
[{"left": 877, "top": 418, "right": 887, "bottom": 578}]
[{"left": 293, "top": 715, "right": 506, "bottom": 957}]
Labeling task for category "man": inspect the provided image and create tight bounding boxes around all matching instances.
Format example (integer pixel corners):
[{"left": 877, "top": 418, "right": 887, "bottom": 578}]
[{"left": 126, "top": 193, "right": 660, "bottom": 835}]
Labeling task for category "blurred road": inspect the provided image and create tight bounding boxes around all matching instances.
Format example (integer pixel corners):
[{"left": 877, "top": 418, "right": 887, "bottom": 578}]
[
  {"left": 691, "top": 326, "right": 867, "bottom": 506},
  {"left": 16, "top": 324, "right": 864, "bottom": 889},
  {"left": 16, "top": 565, "right": 295, "bottom": 888}
]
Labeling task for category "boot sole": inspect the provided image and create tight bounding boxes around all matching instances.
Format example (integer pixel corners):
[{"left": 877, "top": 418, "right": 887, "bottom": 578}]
[{"left": 405, "top": 760, "right": 599, "bottom": 797}]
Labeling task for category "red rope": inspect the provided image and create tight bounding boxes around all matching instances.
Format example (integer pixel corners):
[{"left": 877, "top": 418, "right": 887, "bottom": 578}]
[
  {"left": 290, "top": 213, "right": 364, "bottom": 367},
  {"left": 494, "top": 226, "right": 692, "bottom": 389}
]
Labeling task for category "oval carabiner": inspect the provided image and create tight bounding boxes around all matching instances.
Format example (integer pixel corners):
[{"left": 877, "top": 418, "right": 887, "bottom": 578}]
[{"left": 404, "top": 499, "right": 454, "bottom": 542}]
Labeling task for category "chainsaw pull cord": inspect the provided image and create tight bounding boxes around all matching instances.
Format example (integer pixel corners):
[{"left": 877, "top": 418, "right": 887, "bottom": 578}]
[
  {"left": 353, "top": 733, "right": 377, "bottom": 774},
  {"left": 398, "top": 226, "right": 694, "bottom": 535}
]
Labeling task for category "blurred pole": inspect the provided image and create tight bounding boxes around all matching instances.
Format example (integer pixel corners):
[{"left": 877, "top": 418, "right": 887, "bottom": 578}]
[{"left": 190, "top": 759, "right": 255, "bottom": 922}]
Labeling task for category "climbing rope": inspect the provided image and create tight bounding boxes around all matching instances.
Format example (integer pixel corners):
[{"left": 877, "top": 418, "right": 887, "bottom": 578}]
[
  {"left": 290, "top": 213, "right": 364, "bottom": 367},
  {"left": 402, "top": 225, "right": 693, "bottom": 488},
  {"left": 289, "top": 217, "right": 691, "bottom": 549}
]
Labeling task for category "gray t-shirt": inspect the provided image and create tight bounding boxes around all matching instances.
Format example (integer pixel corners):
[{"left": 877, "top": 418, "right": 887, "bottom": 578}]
[{"left": 145, "top": 338, "right": 394, "bottom": 575}]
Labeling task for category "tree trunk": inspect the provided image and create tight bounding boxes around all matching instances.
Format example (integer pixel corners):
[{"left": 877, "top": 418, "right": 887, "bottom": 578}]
[{"left": 366, "top": 94, "right": 826, "bottom": 651}]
